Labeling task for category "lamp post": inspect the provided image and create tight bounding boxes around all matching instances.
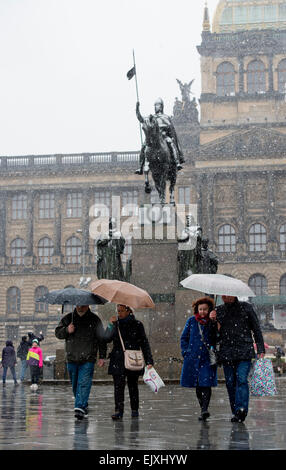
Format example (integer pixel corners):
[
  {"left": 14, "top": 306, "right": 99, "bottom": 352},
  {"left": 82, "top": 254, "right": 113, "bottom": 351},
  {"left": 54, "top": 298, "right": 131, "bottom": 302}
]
[{"left": 76, "top": 229, "right": 91, "bottom": 288}]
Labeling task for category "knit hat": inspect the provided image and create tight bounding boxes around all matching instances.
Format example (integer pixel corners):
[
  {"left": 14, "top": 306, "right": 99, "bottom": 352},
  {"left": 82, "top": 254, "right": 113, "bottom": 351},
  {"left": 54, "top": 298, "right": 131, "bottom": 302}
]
[{"left": 32, "top": 338, "right": 39, "bottom": 345}]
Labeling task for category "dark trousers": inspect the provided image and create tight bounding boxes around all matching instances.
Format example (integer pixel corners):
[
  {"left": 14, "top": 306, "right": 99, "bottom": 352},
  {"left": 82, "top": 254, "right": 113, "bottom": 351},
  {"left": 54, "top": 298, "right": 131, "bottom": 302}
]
[
  {"left": 30, "top": 365, "right": 41, "bottom": 384},
  {"left": 2, "top": 366, "right": 17, "bottom": 384},
  {"left": 196, "top": 386, "right": 212, "bottom": 412},
  {"left": 223, "top": 361, "right": 252, "bottom": 415},
  {"left": 113, "top": 374, "right": 139, "bottom": 414}
]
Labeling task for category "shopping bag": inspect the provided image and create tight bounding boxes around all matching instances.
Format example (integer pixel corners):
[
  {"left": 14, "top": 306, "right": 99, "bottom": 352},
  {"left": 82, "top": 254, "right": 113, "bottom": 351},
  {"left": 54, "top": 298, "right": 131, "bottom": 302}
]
[
  {"left": 250, "top": 358, "right": 277, "bottom": 396},
  {"left": 143, "top": 366, "right": 165, "bottom": 393}
]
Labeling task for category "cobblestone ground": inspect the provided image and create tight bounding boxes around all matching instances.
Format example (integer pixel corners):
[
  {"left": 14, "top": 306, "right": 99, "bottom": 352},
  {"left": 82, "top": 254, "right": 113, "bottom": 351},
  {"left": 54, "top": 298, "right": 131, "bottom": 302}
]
[{"left": 0, "top": 378, "right": 285, "bottom": 450}]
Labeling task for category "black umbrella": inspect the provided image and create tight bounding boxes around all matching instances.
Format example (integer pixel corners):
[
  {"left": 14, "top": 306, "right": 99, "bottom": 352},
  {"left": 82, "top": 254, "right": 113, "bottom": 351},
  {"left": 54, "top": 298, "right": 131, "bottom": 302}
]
[{"left": 36, "top": 287, "right": 108, "bottom": 318}]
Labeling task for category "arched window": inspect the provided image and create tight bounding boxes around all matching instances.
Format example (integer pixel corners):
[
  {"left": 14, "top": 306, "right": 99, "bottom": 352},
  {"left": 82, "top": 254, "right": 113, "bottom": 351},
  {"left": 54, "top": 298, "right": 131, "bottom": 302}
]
[
  {"left": 64, "top": 285, "right": 75, "bottom": 313},
  {"left": 66, "top": 236, "right": 82, "bottom": 264},
  {"left": 38, "top": 237, "right": 54, "bottom": 264},
  {"left": 35, "top": 286, "right": 49, "bottom": 313},
  {"left": 278, "top": 59, "right": 286, "bottom": 93},
  {"left": 249, "top": 274, "right": 268, "bottom": 296},
  {"left": 247, "top": 60, "right": 266, "bottom": 94},
  {"left": 279, "top": 224, "right": 286, "bottom": 251},
  {"left": 218, "top": 224, "right": 236, "bottom": 253},
  {"left": 11, "top": 238, "right": 26, "bottom": 265},
  {"left": 280, "top": 275, "right": 286, "bottom": 295},
  {"left": 249, "top": 223, "right": 267, "bottom": 252},
  {"left": 7, "top": 287, "right": 21, "bottom": 314},
  {"left": 216, "top": 62, "right": 235, "bottom": 96}
]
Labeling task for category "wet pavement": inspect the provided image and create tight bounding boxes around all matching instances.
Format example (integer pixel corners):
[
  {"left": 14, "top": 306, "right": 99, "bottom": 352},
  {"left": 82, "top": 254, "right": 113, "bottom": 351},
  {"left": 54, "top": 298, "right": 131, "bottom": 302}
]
[{"left": 0, "top": 378, "right": 286, "bottom": 450}]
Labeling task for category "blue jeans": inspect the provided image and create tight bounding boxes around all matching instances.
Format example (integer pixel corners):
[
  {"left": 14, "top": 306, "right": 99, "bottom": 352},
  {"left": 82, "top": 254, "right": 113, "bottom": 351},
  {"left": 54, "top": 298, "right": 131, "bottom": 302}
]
[
  {"left": 20, "top": 359, "right": 28, "bottom": 381},
  {"left": 223, "top": 361, "right": 252, "bottom": 415},
  {"left": 3, "top": 366, "right": 17, "bottom": 383},
  {"left": 67, "top": 362, "right": 95, "bottom": 411}
]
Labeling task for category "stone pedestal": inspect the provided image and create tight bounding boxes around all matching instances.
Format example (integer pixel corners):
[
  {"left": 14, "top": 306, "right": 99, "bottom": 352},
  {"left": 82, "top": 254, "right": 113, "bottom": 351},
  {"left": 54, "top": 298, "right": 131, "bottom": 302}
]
[{"left": 130, "top": 215, "right": 200, "bottom": 380}]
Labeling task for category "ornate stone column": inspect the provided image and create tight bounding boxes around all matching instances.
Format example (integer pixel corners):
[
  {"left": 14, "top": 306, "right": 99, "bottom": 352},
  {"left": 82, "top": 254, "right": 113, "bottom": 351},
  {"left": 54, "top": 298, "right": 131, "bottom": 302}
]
[
  {"left": 206, "top": 174, "right": 215, "bottom": 247},
  {"left": 0, "top": 191, "right": 7, "bottom": 266},
  {"left": 238, "top": 56, "right": 245, "bottom": 94},
  {"left": 267, "top": 171, "right": 278, "bottom": 255},
  {"left": 268, "top": 55, "right": 274, "bottom": 93},
  {"left": 82, "top": 189, "right": 91, "bottom": 267},
  {"left": 25, "top": 191, "right": 35, "bottom": 266},
  {"left": 53, "top": 189, "right": 63, "bottom": 267},
  {"left": 236, "top": 173, "right": 247, "bottom": 257}
]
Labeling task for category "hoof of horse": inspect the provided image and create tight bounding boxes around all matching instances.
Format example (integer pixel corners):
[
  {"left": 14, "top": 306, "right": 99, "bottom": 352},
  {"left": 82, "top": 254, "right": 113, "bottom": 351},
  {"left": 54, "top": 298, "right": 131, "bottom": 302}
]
[{"left": 145, "top": 184, "right": 152, "bottom": 194}]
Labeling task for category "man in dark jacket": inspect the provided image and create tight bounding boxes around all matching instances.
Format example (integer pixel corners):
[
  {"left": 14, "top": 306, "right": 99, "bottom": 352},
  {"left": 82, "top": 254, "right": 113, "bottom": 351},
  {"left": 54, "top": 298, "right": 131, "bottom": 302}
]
[
  {"left": 210, "top": 296, "right": 265, "bottom": 423},
  {"left": 2, "top": 340, "right": 18, "bottom": 385},
  {"left": 17, "top": 336, "right": 30, "bottom": 381},
  {"left": 55, "top": 305, "right": 106, "bottom": 420}
]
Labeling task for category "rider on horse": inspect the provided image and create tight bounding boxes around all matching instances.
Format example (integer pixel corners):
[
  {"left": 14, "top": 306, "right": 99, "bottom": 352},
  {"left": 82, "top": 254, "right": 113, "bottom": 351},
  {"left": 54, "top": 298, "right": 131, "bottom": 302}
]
[{"left": 135, "top": 98, "right": 185, "bottom": 175}]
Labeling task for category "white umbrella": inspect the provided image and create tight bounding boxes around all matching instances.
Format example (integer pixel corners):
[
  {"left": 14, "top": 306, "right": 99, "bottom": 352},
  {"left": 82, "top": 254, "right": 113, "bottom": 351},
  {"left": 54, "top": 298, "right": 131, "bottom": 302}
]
[{"left": 180, "top": 274, "right": 255, "bottom": 298}]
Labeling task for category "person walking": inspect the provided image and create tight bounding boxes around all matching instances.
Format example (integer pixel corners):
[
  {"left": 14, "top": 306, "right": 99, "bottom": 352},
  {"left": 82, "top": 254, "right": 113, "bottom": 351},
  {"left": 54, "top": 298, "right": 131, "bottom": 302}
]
[
  {"left": 17, "top": 336, "right": 30, "bottom": 382},
  {"left": 210, "top": 295, "right": 265, "bottom": 423},
  {"left": 26, "top": 338, "right": 43, "bottom": 390},
  {"left": 104, "top": 304, "right": 154, "bottom": 420},
  {"left": 180, "top": 297, "right": 217, "bottom": 421},
  {"left": 55, "top": 304, "right": 106, "bottom": 420},
  {"left": 2, "top": 340, "right": 18, "bottom": 385}
]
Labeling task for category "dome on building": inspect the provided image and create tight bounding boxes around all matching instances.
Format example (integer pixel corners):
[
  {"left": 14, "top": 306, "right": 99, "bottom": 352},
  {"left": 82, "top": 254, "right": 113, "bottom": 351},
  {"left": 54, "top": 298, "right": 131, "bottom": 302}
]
[{"left": 213, "top": 0, "right": 286, "bottom": 33}]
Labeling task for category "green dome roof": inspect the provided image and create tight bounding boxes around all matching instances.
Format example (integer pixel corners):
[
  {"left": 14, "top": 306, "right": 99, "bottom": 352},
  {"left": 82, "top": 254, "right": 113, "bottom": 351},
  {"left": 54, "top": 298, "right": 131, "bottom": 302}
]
[{"left": 213, "top": 0, "right": 286, "bottom": 33}]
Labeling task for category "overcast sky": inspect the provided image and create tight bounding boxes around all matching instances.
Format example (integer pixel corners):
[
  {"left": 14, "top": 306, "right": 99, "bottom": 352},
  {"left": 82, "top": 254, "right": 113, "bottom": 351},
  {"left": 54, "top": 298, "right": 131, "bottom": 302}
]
[{"left": 0, "top": 0, "right": 219, "bottom": 156}]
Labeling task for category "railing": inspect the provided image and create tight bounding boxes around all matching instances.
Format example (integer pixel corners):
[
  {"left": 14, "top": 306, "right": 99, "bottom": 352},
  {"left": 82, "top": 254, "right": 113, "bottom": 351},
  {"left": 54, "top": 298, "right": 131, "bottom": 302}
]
[{"left": 0, "top": 151, "right": 140, "bottom": 171}]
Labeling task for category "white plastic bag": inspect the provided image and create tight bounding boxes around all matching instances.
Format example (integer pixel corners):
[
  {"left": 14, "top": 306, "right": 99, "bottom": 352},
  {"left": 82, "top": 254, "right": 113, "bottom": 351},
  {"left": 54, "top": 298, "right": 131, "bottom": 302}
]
[{"left": 143, "top": 366, "right": 165, "bottom": 393}]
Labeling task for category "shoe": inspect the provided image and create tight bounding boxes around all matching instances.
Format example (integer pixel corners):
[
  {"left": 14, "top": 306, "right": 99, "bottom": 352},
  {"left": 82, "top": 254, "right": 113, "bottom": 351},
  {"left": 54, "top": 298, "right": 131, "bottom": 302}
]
[
  {"left": 236, "top": 408, "right": 247, "bottom": 423},
  {"left": 14, "top": 381, "right": 19, "bottom": 386},
  {"left": 83, "top": 408, "right": 88, "bottom": 418},
  {"left": 198, "top": 411, "right": 210, "bottom": 421},
  {"left": 177, "top": 164, "right": 183, "bottom": 171},
  {"left": 131, "top": 410, "right": 139, "bottom": 418},
  {"left": 30, "top": 384, "right": 38, "bottom": 391},
  {"left": 231, "top": 415, "right": 239, "bottom": 423},
  {"left": 135, "top": 168, "right": 143, "bottom": 175},
  {"left": 111, "top": 412, "right": 123, "bottom": 420},
  {"left": 74, "top": 408, "right": 85, "bottom": 420}
]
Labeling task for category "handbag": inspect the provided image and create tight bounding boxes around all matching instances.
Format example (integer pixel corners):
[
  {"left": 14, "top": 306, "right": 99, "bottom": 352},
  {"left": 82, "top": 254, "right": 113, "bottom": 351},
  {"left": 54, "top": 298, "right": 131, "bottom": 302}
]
[
  {"left": 198, "top": 323, "right": 217, "bottom": 366},
  {"left": 250, "top": 358, "right": 277, "bottom": 396},
  {"left": 117, "top": 325, "right": 145, "bottom": 371}
]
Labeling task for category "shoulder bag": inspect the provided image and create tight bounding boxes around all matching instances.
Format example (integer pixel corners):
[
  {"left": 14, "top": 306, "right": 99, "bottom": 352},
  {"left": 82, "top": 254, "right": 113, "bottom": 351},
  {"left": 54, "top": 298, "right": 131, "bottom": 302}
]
[
  {"left": 117, "top": 325, "right": 145, "bottom": 371},
  {"left": 198, "top": 323, "right": 217, "bottom": 366}
]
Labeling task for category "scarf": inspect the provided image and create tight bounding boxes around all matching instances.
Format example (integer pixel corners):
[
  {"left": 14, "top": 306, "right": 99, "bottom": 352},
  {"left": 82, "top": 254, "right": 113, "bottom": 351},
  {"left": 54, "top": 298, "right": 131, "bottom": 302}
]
[{"left": 195, "top": 313, "right": 209, "bottom": 325}]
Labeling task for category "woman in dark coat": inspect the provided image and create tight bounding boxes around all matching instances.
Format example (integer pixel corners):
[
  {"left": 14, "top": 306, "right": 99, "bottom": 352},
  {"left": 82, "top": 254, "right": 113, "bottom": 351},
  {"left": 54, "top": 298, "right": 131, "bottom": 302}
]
[
  {"left": 180, "top": 297, "right": 217, "bottom": 421},
  {"left": 104, "top": 304, "right": 154, "bottom": 420},
  {"left": 2, "top": 340, "right": 18, "bottom": 385}
]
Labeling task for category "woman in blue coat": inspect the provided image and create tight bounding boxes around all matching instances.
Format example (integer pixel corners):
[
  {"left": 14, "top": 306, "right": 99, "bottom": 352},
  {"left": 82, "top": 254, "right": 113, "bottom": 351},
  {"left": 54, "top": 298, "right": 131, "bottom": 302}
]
[{"left": 180, "top": 296, "right": 217, "bottom": 421}]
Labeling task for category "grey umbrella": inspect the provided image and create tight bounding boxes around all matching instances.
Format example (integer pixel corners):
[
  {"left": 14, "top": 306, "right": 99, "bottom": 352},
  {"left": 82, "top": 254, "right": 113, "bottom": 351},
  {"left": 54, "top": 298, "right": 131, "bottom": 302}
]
[
  {"left": 36, "top": 287, "right": 108, "bottom": 319},
  {"left": 180, "top": 274, "right": 255, "bottom": 298}
]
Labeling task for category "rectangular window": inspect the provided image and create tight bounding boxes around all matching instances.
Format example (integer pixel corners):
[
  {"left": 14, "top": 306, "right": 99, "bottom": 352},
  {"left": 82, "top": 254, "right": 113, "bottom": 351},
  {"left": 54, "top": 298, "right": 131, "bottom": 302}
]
[
  {"left": 121, "top": 190, "right": 138, "bottom": 216},
  {"left": 234, "top": 6, "right": 248, "bottom": 24},
  {"left": 178, "top": 187, "right": 191, "bottom": 205},
  {"left": 94, "top": 191, "right": 111, "bottom": 217},
  {"left": 12, "top": 194, "right": 27, "bottom": 220},
  {"left": 39, "top": 193, "right": 55, "bottom": 219},
  {"left": 264, "top": 5, "right": 277, "bottom": 23},
  {"left": 66, "top": 193, "right": 82, "bottom": 218}
]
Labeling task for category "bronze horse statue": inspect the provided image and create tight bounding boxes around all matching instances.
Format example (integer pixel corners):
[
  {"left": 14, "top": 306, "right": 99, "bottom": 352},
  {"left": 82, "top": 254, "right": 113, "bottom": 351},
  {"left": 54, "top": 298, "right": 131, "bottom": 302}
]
[{"left": 142, "top": 115, "right": 177, "bottom": 205}]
